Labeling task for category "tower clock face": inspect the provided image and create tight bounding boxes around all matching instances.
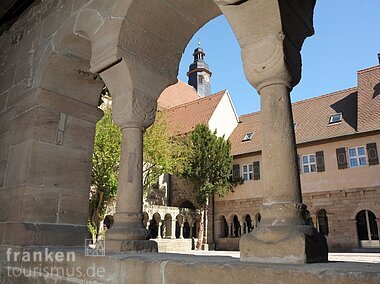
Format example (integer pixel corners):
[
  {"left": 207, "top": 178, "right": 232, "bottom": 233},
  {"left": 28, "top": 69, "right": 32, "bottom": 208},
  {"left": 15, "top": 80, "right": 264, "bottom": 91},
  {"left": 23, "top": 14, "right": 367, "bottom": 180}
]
[{"left": 204, "top": 73, "right": 210, "bottom": 83}]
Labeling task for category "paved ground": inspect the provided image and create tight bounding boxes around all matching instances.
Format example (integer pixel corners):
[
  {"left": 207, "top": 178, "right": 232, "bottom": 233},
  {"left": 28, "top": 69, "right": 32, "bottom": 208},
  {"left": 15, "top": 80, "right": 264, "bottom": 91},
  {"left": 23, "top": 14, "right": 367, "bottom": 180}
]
[{"left": 168, "top": 250, "right": 380, "bottom": 263}]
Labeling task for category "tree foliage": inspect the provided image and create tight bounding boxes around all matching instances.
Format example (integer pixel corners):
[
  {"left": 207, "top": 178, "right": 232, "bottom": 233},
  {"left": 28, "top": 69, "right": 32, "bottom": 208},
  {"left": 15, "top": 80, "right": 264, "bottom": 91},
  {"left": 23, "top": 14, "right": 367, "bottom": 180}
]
[
  {"left": 89, "top": 107, "right": 121, "bottom": 242},
  {"left": 183, "top": 124, "right": 233, "bottom": 205},
  {"left": 143, "top": 111, "right": 190, "bottom": 195},
  {"left": 182, "top": 124, "right": 233, "bottom": 249}
]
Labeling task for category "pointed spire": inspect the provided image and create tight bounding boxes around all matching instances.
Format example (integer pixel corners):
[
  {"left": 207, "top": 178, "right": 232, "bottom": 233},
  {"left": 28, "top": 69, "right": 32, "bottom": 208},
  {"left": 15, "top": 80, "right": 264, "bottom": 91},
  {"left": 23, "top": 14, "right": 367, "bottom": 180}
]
[{"left": 198, "top": 38, "right": 201, "bottom": 48}]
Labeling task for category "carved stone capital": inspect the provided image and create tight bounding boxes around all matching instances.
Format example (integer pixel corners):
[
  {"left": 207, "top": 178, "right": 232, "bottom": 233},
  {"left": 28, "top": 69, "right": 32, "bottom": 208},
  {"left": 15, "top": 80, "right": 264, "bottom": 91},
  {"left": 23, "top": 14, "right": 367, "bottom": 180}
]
[
  {"left": 242, "top": 33, "right": 301, "bottom": 92},
  {"left": 99, "top": 59, "right": 157, "bottom": 129}
]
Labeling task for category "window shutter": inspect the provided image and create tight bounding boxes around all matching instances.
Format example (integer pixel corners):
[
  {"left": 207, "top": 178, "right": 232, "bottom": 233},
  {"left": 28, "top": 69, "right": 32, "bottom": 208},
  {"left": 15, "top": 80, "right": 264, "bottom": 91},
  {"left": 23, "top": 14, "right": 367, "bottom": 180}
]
[
  {"left": 253, "top": 161, "right": 260, "bottom": 180},
  {"left": 366, "top": 143, "right": 379, "bottom": 165},
  {"left": 316, "top": 151, "right": 325, "bottom": 172},
  {"left": 232, "top": 164, "right": 240, "bottom": 179},
  {"left": 336, "top": 148, "right": 347, "bottom": 169}
]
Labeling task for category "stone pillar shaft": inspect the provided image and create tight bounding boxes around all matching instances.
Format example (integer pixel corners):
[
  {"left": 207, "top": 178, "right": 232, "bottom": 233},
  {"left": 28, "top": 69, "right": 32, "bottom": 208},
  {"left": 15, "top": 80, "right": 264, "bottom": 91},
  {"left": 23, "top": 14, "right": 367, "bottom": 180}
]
[
  {"left": 171, "top": 220, "right": 176, "bottom": 239},
  {"left": 105, "top": 126, "right": 157, "bottom": 252},
  {"left": 260, "top": 85, "right": 303, "bottom": 226}
]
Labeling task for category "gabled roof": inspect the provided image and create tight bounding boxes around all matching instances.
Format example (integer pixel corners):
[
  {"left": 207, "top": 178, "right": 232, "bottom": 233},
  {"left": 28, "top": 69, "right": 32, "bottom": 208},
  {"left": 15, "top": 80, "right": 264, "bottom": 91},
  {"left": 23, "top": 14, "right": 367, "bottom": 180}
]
[
  {"left": 163, "top": 90, "right": 226, "bottom": 136},
  {"left": 231, "top": 65, "right": 380, "bottom": 156},
  {"left": 158, "top": 80, "right": 200, "bottom": 110}
]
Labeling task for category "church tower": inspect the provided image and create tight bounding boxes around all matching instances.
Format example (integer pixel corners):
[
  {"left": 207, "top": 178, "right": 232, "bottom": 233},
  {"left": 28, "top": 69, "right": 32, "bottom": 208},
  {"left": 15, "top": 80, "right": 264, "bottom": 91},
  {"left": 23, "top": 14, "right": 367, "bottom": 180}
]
[{"left": 187, "top": 41, "right": 212, "bottom": 98}]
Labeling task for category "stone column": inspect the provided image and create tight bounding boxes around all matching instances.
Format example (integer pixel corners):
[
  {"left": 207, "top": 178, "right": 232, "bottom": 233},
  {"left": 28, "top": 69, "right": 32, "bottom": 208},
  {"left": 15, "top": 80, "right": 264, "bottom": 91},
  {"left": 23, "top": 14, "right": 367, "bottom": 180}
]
[
  {"left": 214, "top": 0, "right": 327, "bottom": 263},
  {"left": 146, "top": 221, "right": 150, "bottom": 230},
  {"left": 179, "top": 224, "right": 184, "bottom": 239},
  {"left": 157, "top": 221, "right": 162, "bottom": 239},
  {"left": 99, "top": 60, "right": 158, "bottom": 253}
]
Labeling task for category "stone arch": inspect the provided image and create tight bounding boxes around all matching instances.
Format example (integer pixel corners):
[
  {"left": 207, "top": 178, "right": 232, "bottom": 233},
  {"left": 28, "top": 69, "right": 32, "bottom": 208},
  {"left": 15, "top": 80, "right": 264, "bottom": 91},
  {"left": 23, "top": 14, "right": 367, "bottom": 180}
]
[{"left": 351, "top": 205, "right": 380, "bottom": 220}]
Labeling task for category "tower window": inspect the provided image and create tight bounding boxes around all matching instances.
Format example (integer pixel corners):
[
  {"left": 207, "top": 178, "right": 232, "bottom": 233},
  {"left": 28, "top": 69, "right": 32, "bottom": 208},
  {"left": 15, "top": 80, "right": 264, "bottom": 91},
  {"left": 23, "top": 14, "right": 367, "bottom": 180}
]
[
  {"left": 329, "top": 113, "right": 342, "bottom": 124},
  {"left": 198, "top": 75, "right": 203, "bottom": 84},
  {"left": 242, "top": 132, "right": 253, "bottom": 141}
]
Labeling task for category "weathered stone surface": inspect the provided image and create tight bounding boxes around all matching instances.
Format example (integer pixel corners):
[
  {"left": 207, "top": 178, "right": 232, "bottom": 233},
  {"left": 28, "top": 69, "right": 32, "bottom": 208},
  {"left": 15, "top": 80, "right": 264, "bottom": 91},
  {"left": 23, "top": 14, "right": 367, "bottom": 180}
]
[
  {"left": 0, "top": 92, "right": 7, "bottom": 112},
  {"left": 0, "top": 65, "right": 15, "bottom": 94},
  {"left": 5, "top": 141, "right": 32, "bottom": 188},
  {"left": 22, "top": 186, "right": 60, "bottom": 223},
  {"left": 6, "top": 79, "right": 32, "bottom": 110},
  {"left": 13, "top": 25, "right": 41, "bottom": 64},
  {"left": 61, "top": 115, "right": 96, "bottom": 152},
  {"left": 10, "top": 106, "right": 59, "bottom": 146},
  {"left": 28, "top": 141, "right": 92, "bottom": 191},
  {"left": 41, "top": 0, "right": 73, "bottom": 42},
  {"left": 0, "top": 161, "right": 7, "bottom": 189},
  {"left": 57, "top": 192, "right": 88, "bottom": 225},
  {"left": 0, "top": 131, "right": 11, "bottom": 160},
  {"left": 1, "top": 223, "right": 87, "bottom": 246},
  {"left": 0, "top": 186, "right": 25, "bottom": 222}
]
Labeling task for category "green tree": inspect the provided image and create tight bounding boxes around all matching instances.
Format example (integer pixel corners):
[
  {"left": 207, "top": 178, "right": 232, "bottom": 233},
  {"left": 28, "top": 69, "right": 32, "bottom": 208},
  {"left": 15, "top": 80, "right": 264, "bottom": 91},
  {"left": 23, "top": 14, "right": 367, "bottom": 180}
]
[
  {"left": 143, "top": 112, "right": 190, "bottom": 195},
  {"left": 89, "top": 107, "right": 121, "bottom": 242},
  {"left": 182, "top": 124, "right": 233, "bottom": 249}
]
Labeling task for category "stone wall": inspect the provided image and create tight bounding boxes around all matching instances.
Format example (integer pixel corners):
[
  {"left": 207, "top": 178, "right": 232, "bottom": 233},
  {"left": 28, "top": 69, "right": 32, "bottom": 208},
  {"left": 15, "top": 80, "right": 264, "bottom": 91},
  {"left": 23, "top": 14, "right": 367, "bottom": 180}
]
[
  {"left": 0, "top": 0, "right": 103, "bottom": 246},
  {"left": 215, "top": 187, "right": 380, "bottom": 252}
]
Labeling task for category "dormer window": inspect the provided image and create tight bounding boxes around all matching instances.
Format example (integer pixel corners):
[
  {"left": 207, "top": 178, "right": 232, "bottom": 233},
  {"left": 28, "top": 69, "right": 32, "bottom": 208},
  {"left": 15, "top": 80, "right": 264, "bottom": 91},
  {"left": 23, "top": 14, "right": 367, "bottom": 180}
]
[
  {"left": 242, "top": 132, "right": 253, "bottom": 141},
  {"left": 329, "top": 113, "right": 342, "bottom": 124}
]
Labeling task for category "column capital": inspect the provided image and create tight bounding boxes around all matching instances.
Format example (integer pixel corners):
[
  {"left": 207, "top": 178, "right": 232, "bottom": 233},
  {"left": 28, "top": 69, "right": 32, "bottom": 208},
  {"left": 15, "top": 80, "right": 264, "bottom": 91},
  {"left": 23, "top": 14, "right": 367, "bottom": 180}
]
[
  {"left": 215, "top": 0, "right": 316, "bottom": 92},
  {"left": 99, "top": 59, "right": 157, "bottom": 129}
]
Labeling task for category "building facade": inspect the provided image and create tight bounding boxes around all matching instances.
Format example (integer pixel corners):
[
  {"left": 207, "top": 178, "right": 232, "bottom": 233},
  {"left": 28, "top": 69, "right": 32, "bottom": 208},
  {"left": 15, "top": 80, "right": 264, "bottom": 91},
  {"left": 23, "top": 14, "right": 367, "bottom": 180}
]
[{"left": 214, "top": 64, "right": 380, "bottom": 252}]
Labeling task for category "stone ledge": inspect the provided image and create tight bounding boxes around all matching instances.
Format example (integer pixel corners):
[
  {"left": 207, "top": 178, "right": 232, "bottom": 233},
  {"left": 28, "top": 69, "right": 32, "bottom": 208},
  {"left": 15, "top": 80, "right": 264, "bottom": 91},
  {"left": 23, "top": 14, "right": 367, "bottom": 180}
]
[{"left": 0, "top": 247, "right": 379, "bottom": 283}]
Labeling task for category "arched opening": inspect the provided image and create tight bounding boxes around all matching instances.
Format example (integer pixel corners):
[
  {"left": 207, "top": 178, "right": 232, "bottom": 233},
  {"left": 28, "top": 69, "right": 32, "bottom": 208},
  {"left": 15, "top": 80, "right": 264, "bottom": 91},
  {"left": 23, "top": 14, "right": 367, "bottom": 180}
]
[
  {"left": 244, "top": 214, "right": 253, "bottom": 234},
  {"left": 149, "top": 213, "right": 161, "bottom": 239},
  {"left": 233, "top": 215, "right": 240, "bottom": 237},
  {"left": 356, "top": 210, "right": 379, "bottom": 247},
  {"left": 221, "top": 216, "right": 228, "bottom": 238},
  {"left": 164, "top": 213, "right": 172, "bottom": 239},
  {"left": 183, "top": 222, "right": 191, "bottom": 239},
  {"left": 317, "top": 209, "right": 329, "bottom": 236}
]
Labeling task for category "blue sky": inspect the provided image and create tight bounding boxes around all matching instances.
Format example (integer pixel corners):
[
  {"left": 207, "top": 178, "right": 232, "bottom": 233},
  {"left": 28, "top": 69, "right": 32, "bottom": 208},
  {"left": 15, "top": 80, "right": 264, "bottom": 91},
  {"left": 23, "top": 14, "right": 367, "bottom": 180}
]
[{"left": 178, "top": 0, "right": 380, "bottom": 116}]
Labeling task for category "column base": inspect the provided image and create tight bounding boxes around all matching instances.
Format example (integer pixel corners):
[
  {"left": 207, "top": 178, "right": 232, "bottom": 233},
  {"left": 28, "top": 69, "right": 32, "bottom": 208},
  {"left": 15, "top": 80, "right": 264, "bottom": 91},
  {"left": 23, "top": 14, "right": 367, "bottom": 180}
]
[
  {"left": 105, "top": 225, "right": 158, "bottom": 253},
  {"left": 240, "top": 224, "right": 328, "bottom": 263},
  {"left": 106, "top": 239, "right": 158, "bottom": 253}
]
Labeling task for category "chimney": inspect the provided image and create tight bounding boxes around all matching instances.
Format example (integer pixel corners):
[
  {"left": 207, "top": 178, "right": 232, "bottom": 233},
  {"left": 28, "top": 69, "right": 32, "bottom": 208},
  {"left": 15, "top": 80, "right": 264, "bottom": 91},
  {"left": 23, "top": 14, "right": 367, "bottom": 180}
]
[{"left": 378, "top": 53, "right": 380, "bottom": 65}]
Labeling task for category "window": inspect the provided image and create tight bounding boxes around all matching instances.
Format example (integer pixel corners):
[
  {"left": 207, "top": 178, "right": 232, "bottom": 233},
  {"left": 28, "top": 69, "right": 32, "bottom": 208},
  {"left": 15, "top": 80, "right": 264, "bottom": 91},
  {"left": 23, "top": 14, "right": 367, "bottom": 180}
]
[
  {"left": 302, "top": 154, "right": 316, "bottom": 173},
  {"left": 348, "top": 146, "right": 367, "bottom": 167},
  {"left": 242, "top": 164, "right": 253, "bottom": 181},
  {"left": 242, "top": 132, "right": 253, "bottom": 141},
  {"left": 356, "top": 210, "right": 379, "bottom": 247},
  {"left": 329, "top": 113, "right": 342, "bottom": 124},
  {"left": 198, "top": 75, "right": 203, "bottom": 84}
]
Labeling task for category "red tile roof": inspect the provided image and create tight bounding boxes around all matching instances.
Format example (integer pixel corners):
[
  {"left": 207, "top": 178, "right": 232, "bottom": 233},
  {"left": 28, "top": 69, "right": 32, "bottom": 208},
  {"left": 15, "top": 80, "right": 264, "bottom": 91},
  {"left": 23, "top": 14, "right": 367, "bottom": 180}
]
[
  {"left": 158, "top": 81, "right": 200, "bottom": 110},
  {"left": 357, "top": 65, "right": 380, "bottom": 132},
  {"left": 231, "top": 65, "right": 380, "bottom": 156},
  {"left": 163, "top": 90, "right": 226, "bottom": 136}
]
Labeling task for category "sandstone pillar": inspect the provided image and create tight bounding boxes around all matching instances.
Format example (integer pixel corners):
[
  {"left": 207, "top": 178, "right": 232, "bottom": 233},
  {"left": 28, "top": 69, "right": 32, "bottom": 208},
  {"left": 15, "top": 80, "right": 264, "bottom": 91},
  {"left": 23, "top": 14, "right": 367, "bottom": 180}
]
[
  {"left": 99, "top": 60, "right": 158, "bottom": 253},
  {"left": 157, "top": 221, "right": 162, "bottom": 239},
  {"left": 179, "top": 224, "right": 184, "bottom": 239},
  {"left": 214, "top": 0, "right": 327, "bottom": 263}
]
